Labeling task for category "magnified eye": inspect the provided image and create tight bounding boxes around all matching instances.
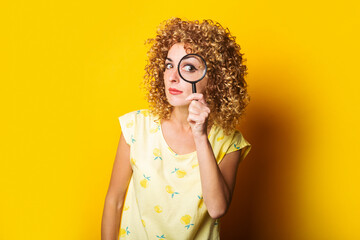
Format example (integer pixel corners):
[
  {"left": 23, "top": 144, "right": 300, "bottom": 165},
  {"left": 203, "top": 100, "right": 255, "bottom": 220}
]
[{"left": 183, "top": 64, "right": 197, "bottom": 72}]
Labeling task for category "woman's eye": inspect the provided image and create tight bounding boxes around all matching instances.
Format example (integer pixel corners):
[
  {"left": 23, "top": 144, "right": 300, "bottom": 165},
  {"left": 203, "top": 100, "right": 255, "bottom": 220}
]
[
  {"left": 165, "top": 63, "right": 172, "bottom": 69},
  {"left": 184, "top": 64, "right": 197, "bottom": 72}
]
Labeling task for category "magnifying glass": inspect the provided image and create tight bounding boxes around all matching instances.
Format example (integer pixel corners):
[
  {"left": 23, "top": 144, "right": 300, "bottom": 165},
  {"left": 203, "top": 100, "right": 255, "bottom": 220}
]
[{"left": 177, "top": 54, "right": 207, "bottom": 93}]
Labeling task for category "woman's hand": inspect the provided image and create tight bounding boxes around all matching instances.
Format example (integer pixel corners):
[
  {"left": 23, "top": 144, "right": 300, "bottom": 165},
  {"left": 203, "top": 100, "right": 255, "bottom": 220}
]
[{"left": 186, "top": 93, "right": 211, "bottom": 138}]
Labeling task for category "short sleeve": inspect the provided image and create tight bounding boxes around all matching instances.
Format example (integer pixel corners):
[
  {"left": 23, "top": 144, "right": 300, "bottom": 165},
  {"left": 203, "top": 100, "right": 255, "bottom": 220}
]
[
  {"left": 210, "top": 127, "right": 251, "bottom": 164},
  {"left": 226, "top": 131, "right": 251, "bottom": 162},
  {"left": 118, "top": 112, "right": 135, "bottom": 145}
]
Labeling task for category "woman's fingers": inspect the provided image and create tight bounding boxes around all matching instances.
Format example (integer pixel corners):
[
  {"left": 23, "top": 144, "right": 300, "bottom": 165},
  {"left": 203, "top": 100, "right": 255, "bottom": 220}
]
[
  {"left": 185, "top": 93, "right": 207, "bottom": 105},
  {"left": 186, "top": 93, "right": 211, "bottom": 136},
  {"left": 187, "top": 110, "right": 209, "bottom": 122},
  {"left": 187, "top": 115, "right": 206, "bottom": 126},
  {"left": 187, "top": 94, "right": 209, "bottom": 111},
  {"left": 188, "top": 100, "right": 210, "bottom": 116},
  {"left": 187, "top": 93, "right": 211, "bottom": 133}
]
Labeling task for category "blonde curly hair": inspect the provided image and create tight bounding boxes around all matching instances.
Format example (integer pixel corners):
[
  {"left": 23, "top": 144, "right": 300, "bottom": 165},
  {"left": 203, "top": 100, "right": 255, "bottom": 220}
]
[{"left": 144, "top": 18, "right": 249, "bottom": 134}]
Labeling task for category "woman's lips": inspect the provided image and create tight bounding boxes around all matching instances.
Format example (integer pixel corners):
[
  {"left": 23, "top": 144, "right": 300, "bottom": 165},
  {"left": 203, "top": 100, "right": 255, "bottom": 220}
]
[{"left": 169, "top": 88, "right": 183, "bottom": 95}]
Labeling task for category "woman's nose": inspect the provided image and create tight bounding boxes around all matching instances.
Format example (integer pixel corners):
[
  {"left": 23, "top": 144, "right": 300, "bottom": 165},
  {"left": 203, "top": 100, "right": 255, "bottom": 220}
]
[{"left": 169, "top": 68, "right": 180, "bottom": 82}]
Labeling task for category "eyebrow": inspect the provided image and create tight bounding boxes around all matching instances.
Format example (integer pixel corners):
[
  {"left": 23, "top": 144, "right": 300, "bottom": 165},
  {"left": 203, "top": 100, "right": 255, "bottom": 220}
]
[
  {"left": 181, "top": 55, "right": 192, "bottom": 60},
  {"left": 165, "top": 58, "right": 173, "bottom": 62}
]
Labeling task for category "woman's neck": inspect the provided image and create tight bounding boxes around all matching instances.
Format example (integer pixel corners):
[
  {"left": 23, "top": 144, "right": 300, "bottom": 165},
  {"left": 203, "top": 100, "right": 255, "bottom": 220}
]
[
  {"left": 163, "top": 105, "right": 212, "bottom": 136},
  {"left": 169, "top": 105, "right": 192, "bottom": 131}
]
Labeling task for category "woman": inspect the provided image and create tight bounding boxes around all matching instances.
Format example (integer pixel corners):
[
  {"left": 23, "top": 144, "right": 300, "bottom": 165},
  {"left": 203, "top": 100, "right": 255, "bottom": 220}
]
[{"left": 102, "top": 18, "right": 251, "bottom": 239}]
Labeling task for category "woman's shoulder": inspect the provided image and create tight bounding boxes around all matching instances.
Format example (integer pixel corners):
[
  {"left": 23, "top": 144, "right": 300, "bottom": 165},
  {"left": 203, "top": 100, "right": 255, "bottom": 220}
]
[
  {"left": 209, "top": 124, "right": 250, "bottom": 149},
  {"left": 210, "top": 124, "right": 243, "bottom": 139},
  {"left": 209, "top": 124, "right": 251, "bottom": 163},
  {"left": 118, "top": 109, "right": 159, "bottom": 144},
  {"left": 119, "top": 109, "right": 155, "bottom": 120},
  {"left": 118, "top": 109, "right": 159, "bottom": 128}
]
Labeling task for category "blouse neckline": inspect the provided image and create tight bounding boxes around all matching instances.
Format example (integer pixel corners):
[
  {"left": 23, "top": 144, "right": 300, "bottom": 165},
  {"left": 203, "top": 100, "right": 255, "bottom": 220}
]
[{"left": 158, "top": 119, "right": 214, "bottom": 159}]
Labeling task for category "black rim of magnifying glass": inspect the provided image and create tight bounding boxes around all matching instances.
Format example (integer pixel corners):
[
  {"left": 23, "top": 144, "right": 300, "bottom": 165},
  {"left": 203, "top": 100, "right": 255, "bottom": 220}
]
[{"left": 177, "top": 54, "right": 207, "bottom": 93}]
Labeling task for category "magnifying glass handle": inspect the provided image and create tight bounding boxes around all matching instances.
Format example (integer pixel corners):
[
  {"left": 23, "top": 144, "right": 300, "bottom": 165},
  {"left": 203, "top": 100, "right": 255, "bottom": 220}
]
[
  {"left": 192, "top": 83, "right": 197, "bottom": 93},
  {"left": 191, "top": 83, "right": 199, "bottom": 101}
]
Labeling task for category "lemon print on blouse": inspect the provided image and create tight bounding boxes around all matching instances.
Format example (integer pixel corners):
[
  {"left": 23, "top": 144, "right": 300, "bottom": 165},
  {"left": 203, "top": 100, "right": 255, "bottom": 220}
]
[
  {"left": 180, "top": 215, "right": 194, "bottom": 229},
  {"left": 154, "top": 205, "right": 163, "bottom": 213},
  {"left": 120, "top": 226, "right": 130, "bottom": 237},
  {"left": 123, "top": 205, "right": 130, "bottom": 211},
  {"left": 151, "top": 119, "right": 162, "bottom": 133},
  {"left": 140, "top": 110, "right": 149, "bottom": 117},
  {"left": 197, "top": 195, "right": 204, "bottom": 208},
  {"left": 233, "top": 143, "right": 240, "bottom": 150},
  {"left": 136, "top": 109, "right": 149, "bottom": 117},
  {"left": 119, "top": 228, "right": 126, "bottom": 237},
  {"left": 216, "top": 135, "right": 224, "bottom": 142},
  {"left": 217, "top": 150, "right": 226, "bottom": 163},
  {"left": 171, "top": 168, "right": 187, "bottom": 178},
  {"left": 165, "top": 185, "right": 179, "bottom": 198},
  {"left": 131, "top": 134, "right": 136, "bottom": 144},
  {"left": 191, "top": 160, "right": 199, "bottom": 169},
  {"left": 126, "top": 121, "right": 134, "bottom": 128},
  {"left": 130, "top": 158, "right": 136, "bottom": 165},
  {"left": 156, "top": 234, "right": 166, "bottom": 239},
  {"left": 153, "top": 148, "right": 162, "bottom": 160},
  {"left": 141, "top": 219, "right": 146, "bottom": 227},
  {"left": 150, "top": 124, "right": 160, "bottom": 134},
  {"left": 140, "top": 174, "right": 151, "bottom": 188}
]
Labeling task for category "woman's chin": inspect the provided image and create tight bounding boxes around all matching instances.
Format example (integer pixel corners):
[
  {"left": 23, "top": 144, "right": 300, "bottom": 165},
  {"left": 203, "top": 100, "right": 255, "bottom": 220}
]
[{"left": 167, "top": 99, "right": 189, "bottom": 108}]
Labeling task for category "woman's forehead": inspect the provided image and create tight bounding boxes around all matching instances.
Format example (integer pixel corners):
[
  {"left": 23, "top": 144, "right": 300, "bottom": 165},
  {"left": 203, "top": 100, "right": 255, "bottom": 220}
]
[{"left": 166, "top": 43, "right": 187, "bottom": 61}]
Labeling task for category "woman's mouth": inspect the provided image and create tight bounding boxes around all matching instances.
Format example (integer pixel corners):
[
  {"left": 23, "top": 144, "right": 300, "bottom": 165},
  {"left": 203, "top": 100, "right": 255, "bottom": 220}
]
[{"left": 169, "top": 88, "right": 183, "bottom": 95}]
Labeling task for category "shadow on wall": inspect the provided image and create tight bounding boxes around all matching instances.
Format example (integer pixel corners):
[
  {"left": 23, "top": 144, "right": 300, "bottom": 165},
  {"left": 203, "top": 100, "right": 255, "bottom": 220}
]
[{"left": 220, "top": 90, "right": 305, "bottom": 240}]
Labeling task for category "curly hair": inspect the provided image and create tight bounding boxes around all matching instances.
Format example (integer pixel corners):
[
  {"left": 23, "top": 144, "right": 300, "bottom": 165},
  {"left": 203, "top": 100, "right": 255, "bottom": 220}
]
[{"left": 143, "top": 18, "right": 249, "bottom": 135}]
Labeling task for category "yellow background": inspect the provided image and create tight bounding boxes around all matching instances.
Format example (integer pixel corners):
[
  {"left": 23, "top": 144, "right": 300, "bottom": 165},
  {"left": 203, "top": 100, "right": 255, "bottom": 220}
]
[{"left": 1, "top": 0, "right": 359, "bottom": 239}]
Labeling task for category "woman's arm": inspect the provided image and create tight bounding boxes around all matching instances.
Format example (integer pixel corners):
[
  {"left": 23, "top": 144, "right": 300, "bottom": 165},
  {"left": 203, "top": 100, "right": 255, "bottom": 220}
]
[
  {"left": 194, "top": 136, "right": 242, "bottom": 219},
  {"left": 101, "top": 132, "right": 132, "bottom": 240},
  {"left": 186, "top": 93, "right": 243, "bottom": 219}
]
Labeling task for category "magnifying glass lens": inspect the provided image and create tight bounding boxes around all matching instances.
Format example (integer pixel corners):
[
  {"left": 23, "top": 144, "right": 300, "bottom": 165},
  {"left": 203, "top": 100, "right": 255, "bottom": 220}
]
[{"left": 178, "top": 55, "right": 206, "bottom": 82}]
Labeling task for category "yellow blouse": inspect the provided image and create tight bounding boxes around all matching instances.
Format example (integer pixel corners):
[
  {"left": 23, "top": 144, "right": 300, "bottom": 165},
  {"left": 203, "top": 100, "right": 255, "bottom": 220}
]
[{"left": 118, "top": 109, "right": 251, "bottom": 239}]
